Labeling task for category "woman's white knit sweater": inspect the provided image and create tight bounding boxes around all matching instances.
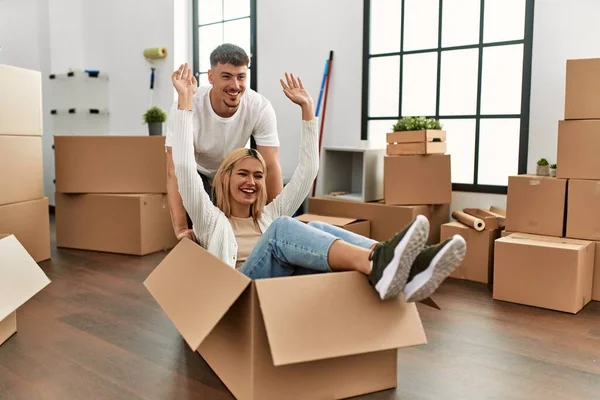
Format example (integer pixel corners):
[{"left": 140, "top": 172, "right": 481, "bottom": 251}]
[{"left": 171, "top": 109, "right": 320, "bottom": 268}]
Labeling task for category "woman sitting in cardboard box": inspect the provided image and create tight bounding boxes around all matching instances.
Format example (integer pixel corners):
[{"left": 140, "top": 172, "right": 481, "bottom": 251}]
[{"left": 169, "top": 63, "right": 466, "bottom": 302}]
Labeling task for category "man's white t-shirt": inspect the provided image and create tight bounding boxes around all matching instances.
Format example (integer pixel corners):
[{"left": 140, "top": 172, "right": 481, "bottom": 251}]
[{"left": 165, "top": 85, "right": 280, "bottom": 179}]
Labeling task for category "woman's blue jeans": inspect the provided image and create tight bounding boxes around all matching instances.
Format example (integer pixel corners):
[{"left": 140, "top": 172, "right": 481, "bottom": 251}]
[{"left": 239, "top": 216, "right": 377, "bottom": 279}]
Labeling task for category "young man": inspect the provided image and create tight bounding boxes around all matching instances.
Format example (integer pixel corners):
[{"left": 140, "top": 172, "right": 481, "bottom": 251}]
[{"left": 165, "top": 44, "right": 283, "bottom": 242}]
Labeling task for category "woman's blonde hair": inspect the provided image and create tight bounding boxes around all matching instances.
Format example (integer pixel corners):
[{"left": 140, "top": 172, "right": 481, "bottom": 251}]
[{"left": 212, "top": 148, "right": 268, "bottom": 221}]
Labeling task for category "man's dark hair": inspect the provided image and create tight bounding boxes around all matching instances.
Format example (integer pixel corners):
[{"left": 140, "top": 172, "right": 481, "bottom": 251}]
[{"left": 210, "top": 43, "right": 250, "bottom": 68}]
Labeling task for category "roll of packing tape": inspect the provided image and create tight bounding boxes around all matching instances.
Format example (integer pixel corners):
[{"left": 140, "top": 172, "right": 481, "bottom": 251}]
[
  {"left": 452, "top": 211, "right": 485, "bottom": 232},
  {"left": 144, "top": 47, "right": 167, "bottom": 59}
]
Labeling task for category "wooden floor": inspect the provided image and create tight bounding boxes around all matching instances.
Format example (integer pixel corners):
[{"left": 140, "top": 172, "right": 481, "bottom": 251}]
[{"left": 2, "top": 217, "right": 600, "bottom": 399}]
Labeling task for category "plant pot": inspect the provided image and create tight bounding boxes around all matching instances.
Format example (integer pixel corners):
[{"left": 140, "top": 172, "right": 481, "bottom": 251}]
[
  {"left": 536, "top": 165, "right": 549, "bottom": 176},
  {"left": 148, "top": 122, "right": 163, "bottom": 136},
  {"left": 549, "top": 168, "right": 556, "bottom": 177}
]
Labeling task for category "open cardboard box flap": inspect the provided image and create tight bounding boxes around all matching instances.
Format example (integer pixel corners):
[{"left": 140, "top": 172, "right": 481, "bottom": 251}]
[
  {"left": 0, "top": 234, "right": 51, "bottom": 321},
  {"left": 498, "top": 233, "right": 592, "bottom": 249},
  {"left": 143, "top": 238, "right": 251, "bottom": 350},
  {"left": 255, "top": 271, "right": 427, "bottom": 366},
  {"left": 145, "top": 239, "right": 429, "bottom": 365},
  {"left": 295, "top": 213, "right": 363, "bottom": 227}
]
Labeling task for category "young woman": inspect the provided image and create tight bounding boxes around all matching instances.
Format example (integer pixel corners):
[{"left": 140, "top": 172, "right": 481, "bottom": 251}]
[{"left": 169, "top": 63, "right": 466, "bottom": 302}]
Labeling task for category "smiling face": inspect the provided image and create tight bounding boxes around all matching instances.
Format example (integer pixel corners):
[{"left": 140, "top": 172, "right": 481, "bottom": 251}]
[
  {"left": 208, "top": 62, "right": 248, "bottom": 110},
  {"left": 229, "top": 156, "right": 264, "bottom": 207}
]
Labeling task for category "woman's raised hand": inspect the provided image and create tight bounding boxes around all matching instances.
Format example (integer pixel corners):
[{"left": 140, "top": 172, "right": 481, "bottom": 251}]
[
  {"left": 172, "top": 63, "right": 197, "bottom": 98},
  {"left": 280, "top": 73, "right": 314, "bottom": 107}
]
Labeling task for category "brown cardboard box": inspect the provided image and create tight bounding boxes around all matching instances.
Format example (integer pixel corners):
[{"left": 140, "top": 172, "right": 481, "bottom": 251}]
[
  {"left": 0, "top": 135, "right": 44, "bottom": 206},
  {"left": 557, "top": 120, "right": 600, "bottom": 180},
  {"left": 384, "top": 154, "right": 451, "bottom": 205},
  {"left": 308, "top": 197, "right": 449, "bottom": 244},
  {"left": 295, "top": 213, "right": 370, "bottom": 238},
  {"left": 0, "top": 198, "right": 50, "bottom": 262},
  {"left": 566, "top": 179, "right": 600, "bottom": 240},
  {"left": 493, "top": 233, "right": 594, "bottom": 314},
  {"left": 55, "top": 193, "right": 177, "bottom": 255},
  {"left": 0, "top": 65, "right": 42, "bottom": 136},
  {"left": 505, "top": 175, "right": 567, "bottom": 237},
  {"left": 564, "top": 58, "right": 600, "bottom": 120},
  {"left": 144, "top": 238, "right": 430, "bottom": 400},
  {"left": 54, "top": 135, "right": 167, "bottom": 193},
  {"left": 0, "top": 234, "right": 51, "bottom": 346},
  {"left": 594, "top": 242, "right": 600, "bottom": 301},
  {"left": 441, "top": 222, "right": 500, "bottom": 284}
]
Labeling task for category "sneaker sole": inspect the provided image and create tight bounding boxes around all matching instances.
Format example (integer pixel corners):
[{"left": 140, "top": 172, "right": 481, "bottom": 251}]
[
  {"left": 375, "top": 215, "right": 429, "bottom": 300},
  {"left": 403, "top": 234, "right": 467, "bottom": 303}
]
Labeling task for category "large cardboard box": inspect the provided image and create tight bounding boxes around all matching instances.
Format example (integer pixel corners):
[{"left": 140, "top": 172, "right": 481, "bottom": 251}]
[
  {"left": 566, "top": 179, "right": 600, "bottom": 240},
  {"left": 55, "top": 193, "right": 177, "bottom": 255},
  {"left": 441, "top": 221, "right": 500, "bottom": 284},
  {"left": 54, "top": 135, "right": 167, "bottom": 193},
  {"left": 0, "top": 234, "right": 51, "bottom": 346},
  {"left": 144, "top": 238, "right": 430, "bottom": 400},
  {"left": 557, "top": 120, "right": 600, "bottom": 180},
  {"left": 0, "top": 135, "right": 44, "bottom": 206},
  {"left": 505, "top": 175, "right": 567, "bottom": 237},
  {"left": 564, "top": 58, "right": 600, "bottom": 120},
  {"left": 384, "top": 154, "right": 451, "bottom": 205},
  {"left": 295, "top": 213, "right": 370, "bottom": 238},
  {"left": 0, "top": 65, "right": 42, "bottom": 136},
  {"left": 308, "top": 197, "right": 449, "bottom": 244},
  {"left": 594, "top": 242, "right": 600, "bottom": 301},
  {"left": 493, "top": 233, "right": 594, "bottom": 314},
  {"left": 0, "top": 198, "right": 50, "bottom": 262}
]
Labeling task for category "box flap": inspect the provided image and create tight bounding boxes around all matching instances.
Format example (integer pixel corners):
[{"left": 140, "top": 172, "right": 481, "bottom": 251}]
[
  {"left": 143, "top": 238, "right": 251, "bottom": 351},
  {"left": 255, "top": 271, "right": 427, "bottom": 367},
  {"left": 0, "top": 235, "right": 51, "bottom": 321},
  {"left": 295, "top": 213, "right": 359, "bottom": 227},
  {"left": 496, "top": 233, "right": 591, "bottom": 250}
]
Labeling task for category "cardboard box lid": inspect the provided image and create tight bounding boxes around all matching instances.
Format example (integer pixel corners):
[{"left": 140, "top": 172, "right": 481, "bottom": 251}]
[
  {"left": 143, "top": 238, "right": 251, "bottom": 351},
  {"left": 0, "top": 234, "right": 51, "bottom": 321},
  {"left": 295, "top": 213, "right": 363, "bottom": 226},
  {"left": 496, "top": 233, "right": 592, "bottom": 250},
  {"left": 254, "top": 271, "right": 427, "bottom": 367}
]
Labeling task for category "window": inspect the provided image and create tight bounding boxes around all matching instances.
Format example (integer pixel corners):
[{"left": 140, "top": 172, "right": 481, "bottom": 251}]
[
  {"left": 361, "top": 0, "right": 534, "bottom": 194},
  {"left": 192, "top": 0, "right": 257, "bottom": 92}
]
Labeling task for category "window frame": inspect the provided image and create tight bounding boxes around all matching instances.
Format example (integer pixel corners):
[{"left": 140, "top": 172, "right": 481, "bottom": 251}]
[
  {"left": 192, "top": 0, "right": 258, "bottom": 92},
  {"left": 361, "top": 0, "right": 535, "bottom": 194}
]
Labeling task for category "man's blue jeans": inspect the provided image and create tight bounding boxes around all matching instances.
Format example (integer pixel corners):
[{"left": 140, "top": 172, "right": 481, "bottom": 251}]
[{"left": 239, "top": 216, "right": 377, "bottom": 279}]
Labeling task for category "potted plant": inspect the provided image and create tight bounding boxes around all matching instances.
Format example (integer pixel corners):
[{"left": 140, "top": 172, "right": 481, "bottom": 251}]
[
  {"left": 144, "top": 106, "right": 167, "bottom": 136},
  {"left": 536, "top": 158, "right": 550, "bottom": 176},
  {"left": 391, "top": 116, "right": 443, "bottom": 132},
  {"left": 549, "top": 163, "right": 557, "bottom": 177}
]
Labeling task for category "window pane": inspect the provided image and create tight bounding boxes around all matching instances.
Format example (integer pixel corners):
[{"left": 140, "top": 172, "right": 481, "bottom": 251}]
[
  {"left": 370, "top": 0, "right": 402, "bottom": 54},
  {"left": 404, "top": 0, "right": 439, "bottom": 51},
  {"left": 198, "top": 72, "right": 210, "bottom": 87},
  {"left": 439, "top": 49, "right": 478, "bottom": 116},
  {"left": 477, "top": 118, "right": 521, "bottom": 186},
  {"left": 483, "top": 0, "right": 526, "bottom": 43},
  {"left": 368, "top": 119, "right": 398, "bottom": 148},
  {"left": 199, "top": 24, "right": 223, "bottom": 72},
  {"left": 223, "top": 18, "right": 251, "bottom": 59},
  {"left": 480, "top": 44, "right": 523, "bottom": 115},
  {"left": 401, "top": 52, "right": 437, "bottom": 117},
  {"left": 224, "top": 0, "right": 250, "bottom": 20},
  {"left": 442, "top": 0, "right": 480, "bottom": 47},
  {"left": 369, "top": 56, "right": 400, "bottom": 117},
  {"left": 198, "top": 0, "right": 223, "bottom": 25},
  {"left": 439, "top": 119, "right": 475, "bottom": 184}
]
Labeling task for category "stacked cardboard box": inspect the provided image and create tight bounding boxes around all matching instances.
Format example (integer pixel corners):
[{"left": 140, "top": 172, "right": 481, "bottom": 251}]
[
  {"left": 496, "top": 58, "right": 600, "bottom": 313},
  {"left": 0, "top": 65, "right": 51, "bottom": 262},
  {"left": 53, "top": 135, "right": 177, "bottom": 255}
]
